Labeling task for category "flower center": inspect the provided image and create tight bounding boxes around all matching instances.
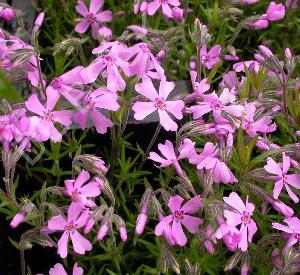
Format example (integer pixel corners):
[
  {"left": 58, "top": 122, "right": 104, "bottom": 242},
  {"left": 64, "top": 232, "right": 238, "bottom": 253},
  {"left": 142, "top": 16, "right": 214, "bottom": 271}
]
[
  {"left": 139, "top": 44, "right": 149, "bottom": 53},
  {"left": 83, "top": 95, "right": 95, "bottom": 110},
  {"left": 71, "top": 189, "right": 80, "bottom": 198},
  {"left": 65, "top": 222, "right": 76, "bottom": 232},
  {"left": 51, "top": 77, "right": 63, "bottom": 90},
  {"left": 174, "top": 210, "right": 184, "bottom": 220},
  {"left": 43, "top": 110, "right": 53, "bottom": 120},
  {"left": 211, "top": 101, "right": 223, "bottom": 111},
  {"left": 155, "top": 98, "right": 167, "bottom": 109},
  {"left": 87, "top": 13, "right": 96, "bottom": 23},
  {"left": 202, "top": 55, "right": 208, "bottom": 63},
  {"left": 241, "top": 211, "right": 251, "bottom": 224}
]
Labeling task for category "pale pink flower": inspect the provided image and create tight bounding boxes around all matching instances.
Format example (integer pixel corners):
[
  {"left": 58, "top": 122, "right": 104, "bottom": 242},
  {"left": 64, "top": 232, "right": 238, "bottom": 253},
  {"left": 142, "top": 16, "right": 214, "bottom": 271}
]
[
  {"left": 200, "top": 45, "right": 221, "bottom": 69},
  {"left": 49, "top": 262, "right": 83, "bottom": 275},
  {"left": 273, "top": 217, "right": 300, "bottom": 251},
  {"left": 47, "top": 203, "right": 92, "bottom": 258},
  {"left": 187, "top": 71, "right": 210, "bottom": 101},
  {"left": 132, "top": 76, "right": 185, "bottom": 131},
  {"left": 147, "top": 0, "right": 181, "bottom": 18},
  {"left": 25, "top": 89, "right": 73, "bottom": 142},
  {"left": 149, "top": 138, "right": 195, "bottom": 176},
  {"left": 223, "top": 192, "right": 257, "bottom": 251},
  {"left": 264, "top": 153, "right": 300, "bottom": 203},
  {"left": 65, "top": 170, "right": 101, "bottom": 208},
  {"left": 75, "top": 0, "right": 112, "bottom": 40},
  {"left": 155, "top": 195, "right": 203, "bottom": 246}
]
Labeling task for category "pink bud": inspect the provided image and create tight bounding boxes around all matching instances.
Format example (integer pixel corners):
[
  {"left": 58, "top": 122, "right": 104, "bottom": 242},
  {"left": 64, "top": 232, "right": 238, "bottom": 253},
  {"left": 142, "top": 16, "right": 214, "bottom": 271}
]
[
  {"left": 190, "top": 60, "right": 196, "bottom": 70},
  {"left": 204, "top": 240, "right": 215, "bottom": 254},
  {"left": 1, "top": 8, "right": 14, "bottom": 21},
  {"left": 133, "top": 3, "right": 140, "bottom": 14},
  {"left": 10, "top": 211, "right": 26, "bottom": 228},
  {"left": 97, "top": 222, "right": 109, "bottom": 240},
  {"left": 127, "top": 25, "right": 147, "bottom": 35},
  {"left": 254, "top": 53, "right": 265, "bottom": 63},
  {"left": 157, "top": 50, "right": 166, "bottom": 60},
  {"left": 296, "top": 131, "right": 300, "bottom": 136},
  {"left": 249, "top": 19, "right": 269, "bottom": 30},
  {"left": 285, "top": 48, "right": 292, "bottom": 60},
  {"left": 271, "top": 248, "right": 282, "bottom": 269},
  {"left": 172, "top": 7, "right": 183, "bottom": 21},
  {"left": 241, "top": 263, "right": 249, "bottom": 275},
  {"left": 98, "top": 26, "right": 112, "bottom": 41},
  {"left": 135, "top": 212, "right": 147, "bottom": 235},
  {"left": 273, "top": 201, "right": 294, "bottom": 217},
  {"left": 84, "top": 218, "right": 95, "bottom": 234},
  {"left": 119, "top": 227, "right": 127, "bottom": 242},
  {"left": 258, "top": 45, "right": 273, "bottom": 58},
  {"left": 34, "top": 12, "right": 45, "bottom": 29},
  {"left": 140, "top": 1, "right": 148, "bottom": 13}
]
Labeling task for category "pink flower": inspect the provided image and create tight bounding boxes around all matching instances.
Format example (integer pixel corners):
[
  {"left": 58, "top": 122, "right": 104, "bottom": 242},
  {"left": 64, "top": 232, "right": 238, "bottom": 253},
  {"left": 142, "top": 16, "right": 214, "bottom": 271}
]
[
  {"left": 10, "top": 211, "right": 26, "bottom": 228},
  {"left": 75, "top": 0, "right": 112, "bottom": 40},
  {"left": 223, "top": 192, "right": 257, "bottom": 251},
  {"left": 264, "top": 153, "right": 300, "bottom": 203},
  {"left": 0, "top": 8, "right": 15, "bottom": 21},
  {"left": 188, "top": 88, "right": 244, "bottom": 122},
  {"left": 273, "top": 217, "right": 300, "bottom": 251},
  {"left": 187, "top": 71, "right": 210, "bottom": 101},
  {"left": 47, "top": 203, "right": 92, "bottom": 258},
  {"left": 49, "top": 262, "right": 83, "bottom": 275},
  {"left": 155, "top": 195, "right": 203, "bottom": 246},
  {"left": 147, "top": 0, "right": 181, "bottom": 18},
  {"left": 132, "top": 76, "right": 185, "bottom": 131},
  {"left": 34, "top": 12, "right": 45, "bottom": 32},
  {"left": 172, "top": 7, "right": 184, "bottom": 20},
  {"left": 70, "top": 88, "right": 120, "bottom": 134},
  {"left": 263, "top": 2, "right": 286, "bottom": 21},
  {"left": 200, "top": 45, "right": 221, "bottom": 69},
  {"left": 65, "top": 170, "right": 101, "bottom": 208},
  {"left": 249, "top": 19, "right": 269, "bottom": 30},
  {"left": 149, "top": 139, "right": 195, "bottom": 176},
  {"left": 241, "top": 103, "right": 276, "bottom": 137},
  {"left": 25, "top": 89, "right": 73, "bottom": 142},
  {"left": 135, "top": 205, "right": 148, "bottom": 235},
  {"left": 203, "top": 225, "right": 216, "bottom": 254},
  {"left": 214, "top": 216, "right": 241, "bottom": 251}
]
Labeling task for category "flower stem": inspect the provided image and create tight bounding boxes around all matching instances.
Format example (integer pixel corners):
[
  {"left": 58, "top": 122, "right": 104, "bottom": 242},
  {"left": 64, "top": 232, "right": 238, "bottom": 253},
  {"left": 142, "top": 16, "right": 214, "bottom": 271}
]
[
  {"left": 20, "top": 249, "right": 26, "bottom": 275},
  {"left": 137, "top": 123, "right": 161, "bottom": 171}
]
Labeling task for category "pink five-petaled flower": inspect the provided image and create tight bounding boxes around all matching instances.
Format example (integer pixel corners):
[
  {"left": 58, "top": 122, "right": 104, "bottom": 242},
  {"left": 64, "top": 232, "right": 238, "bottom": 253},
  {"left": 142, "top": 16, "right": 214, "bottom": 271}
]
[
  {"left": 75, "top": 0, "right": 112, "bottom": 40},
  {"left": 223, "top": 192, "right": 257, "bottom": 252},
  {"left": 188, "top": 88, "right": 244, "bottom": 121},
  {"left": 149, "top": 138, "right": 195, "bottom": 176},
  {"left": 155, "top": 195, "right": 203, "bottom": 246},
  {"left": 64, "top": 170, "right": 101, "bottom": 208},
  {"left": 25, "top": 89, "right": 73, "bottom": 142},
  {"left": 132, "top": 76, "right": 185, "bottom": 131},
  {"left": 264, "top": 153, "right": 300, "bottom": 203},
  {"left": 49, "top": 262, "right": 83, "bottom": 275},
  {"left": 47, "top": 203, "right": 92, "bottom": 258},
  {"left": 200, "top": 45, "right": 221, "bottom": 69},
  {"left": 147, "top": 0, "right": 180, "bottom": 18},
  {"left": 272, "top": 217, "right": 300, "bottom": 251}
]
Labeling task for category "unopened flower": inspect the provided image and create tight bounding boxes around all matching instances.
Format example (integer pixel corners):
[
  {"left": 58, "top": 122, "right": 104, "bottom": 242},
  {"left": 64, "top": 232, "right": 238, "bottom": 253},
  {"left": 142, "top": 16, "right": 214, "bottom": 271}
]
[
  {"left": 0, "top": 8, "right": 14, "bottom": 21},
  {"left": 10, "top": 211, "right": 26, "bottom": 228},
  {"left": 34, "top": 12, "right": 45, "bottom": 32},
  {"left": 155, "top": 195, "right": 203, "bottom": 246},
  {"left": 132, "top": 76, "right": 185, "bottom": 131},
  {"left": 135, "top": 205, "right": 148, "bottom": 235},
  {"left": 263, "top": 2, "right": 286, "bottom": 22}
]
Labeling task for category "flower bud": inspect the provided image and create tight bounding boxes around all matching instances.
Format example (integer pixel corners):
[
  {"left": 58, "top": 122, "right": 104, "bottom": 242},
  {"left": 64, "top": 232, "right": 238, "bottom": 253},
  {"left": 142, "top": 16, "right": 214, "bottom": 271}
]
[
  {"left": 135, "top": 205, "right": 148, "bottom": 235},
  {"left": 157, "top": 50, "right": 166, "bottom": 60},
  {"left": 241, "top": 263, "right": 249, "bottom": 275},
  {"left": 0, "top": 8, "right": 14, "bottom": 21},
  {"left": 285, "top": 48, "right": 292, "bottom": 60},
  {"left": 204, "top": 240, "right": 215, "bottom": 254},
  {"left": 172, "top": 7, "right": 183, "bottom": 21},
  {"left": 119, "top": 227, "right": 127, "bottom": 242},
  {"left": 97, "top": 221, "right": 109, "bottom": 240},
  {"left": 10, "top": 211, "right": 26, "bottom": 228},
  {"left": 271, "top": 248, "right": 282, "bottom": 269},
  {"left": 258, "top": 45, "right": 273, "bottom": 58},
  {"left": 190, "top": 59, "right": 196, "bottom": 70},
  {"left": 127, "top": 25, "right": 147, "bottom": 35},
  {"left": 140, "top": 1, "right": 148, "bottom": 13},
  {"left": 34, "top": 12, "right": 45, "bottom": 32}
]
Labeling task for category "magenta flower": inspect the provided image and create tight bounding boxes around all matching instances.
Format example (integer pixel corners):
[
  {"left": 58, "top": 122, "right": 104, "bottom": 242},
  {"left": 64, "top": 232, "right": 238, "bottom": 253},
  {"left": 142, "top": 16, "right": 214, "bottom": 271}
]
[
  {"left": 241, "top": 103, "right": 277, "bottom": 137},
  {"left": 264, "top": 153, "right": 300, "bottom": 203},
  {"left": 155, "top": 195, "right": 203, "bottom": 246},
  {"left": 149, "top": 139, "right": 195, "bottom": 176},
  {"left": 0, "top": 8, "right": 15, "bottom": 21},
  {"left": 223, "top": 192, "right": 257, "bottom": 251},
  {"left": 147, "top": 0, "right": 180, "bottom": 18},
  {"left": 273, "top": 217, "right": 300, "bottom": 251},
  {"left": 10, "top": 211, "right": 26, "bottom": 228},
  {"left": 200, "top": 45, "right": 221, "bottom": 69},
  {"left": 71, "top": 88, "right": 120, "bottom": 134},
  {"left": 49, "top": 262, "right": 83, "bottom": 275},
  {"left": 47, "top": 203, "right": 92, "bottom": 258},
  {"left": 263, "top": 2, "right": 286, "bottom": 21},
  {"left": 75, "top": 0, "right": 112, "bottom": 40},
  {"left": 64, "top": 170, "right": 101, "bottom": 208},
  {"left": 188, "top": 88, "right": 244, "bottom": 121},
  {"left": 132, "top": 76, "right": 185, "bottom": 131},
  {"left": 25, "top": 89, "right": 73, "bottom": 142}
]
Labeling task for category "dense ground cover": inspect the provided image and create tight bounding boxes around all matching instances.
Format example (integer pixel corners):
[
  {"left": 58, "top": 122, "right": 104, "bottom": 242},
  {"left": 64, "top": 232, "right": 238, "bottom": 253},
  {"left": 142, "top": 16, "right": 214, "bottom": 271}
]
[{"left": 0, "top": 0, "right": 300, "bottom": 274}]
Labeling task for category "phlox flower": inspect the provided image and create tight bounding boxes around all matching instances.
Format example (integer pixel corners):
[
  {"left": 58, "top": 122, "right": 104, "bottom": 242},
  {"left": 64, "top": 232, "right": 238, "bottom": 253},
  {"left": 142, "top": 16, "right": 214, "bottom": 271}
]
[
  {"left": 147, "top": 0, "right": 180, "bottom": 18},
  {"left": 272, "top": 217, "right": 300, "bottom": 251},
  {"left": 223, "top": 192, "right": 257, "bottom": 251},
  {"left": 25, "top": 89, "right": 73, "bottom": 142},
  {"left": 65, "top": 170, "right": 101, "bottom": 208},
  {"left": 188, "top": 88, "right": 244, "bottom": 121},
  {"left": 149, "top": 138, "right": 195, "bottom": 176},
  {"left": 241, "top": 103, "right": 277, "bottom": 137},
  {"left": 155, "top": 195, "right": 203, "bottom": 246},
  {"left": 187, "top": 71, "right": 210, "bottom": 101},
  {"left": 49, "top": 262, "right": 83, "bottom": 275},
  {"left": 264, "top": 153, "right": 300, "bottom": 203},
  {"left": 75, "top": 0, "right": 112, "bottom": 40},
  {"left": 46, "top": 203, "right": 92, "bottom": 258},
  {"left": 262, "top": 2, "right": 286, "bottom": 22},
  {"left": 200, "top": 45, "right": 221, "bottom": 69},
  {"left": 132, "top": 76, "right": 185, "bottom": 131}
]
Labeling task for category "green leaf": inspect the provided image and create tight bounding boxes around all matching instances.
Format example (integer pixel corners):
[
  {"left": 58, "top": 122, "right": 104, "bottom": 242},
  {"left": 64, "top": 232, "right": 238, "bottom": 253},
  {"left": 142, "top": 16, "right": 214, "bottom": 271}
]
[{"left": 0, "top": 70, "right": 21, "bottom": 101}]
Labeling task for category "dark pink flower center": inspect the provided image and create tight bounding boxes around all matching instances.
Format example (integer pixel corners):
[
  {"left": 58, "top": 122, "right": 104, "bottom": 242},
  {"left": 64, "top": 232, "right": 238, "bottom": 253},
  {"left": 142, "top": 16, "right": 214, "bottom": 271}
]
[
  {"left": 155, "top": 98, "right": 167, "bottom": 109},
  {"left": 241, "top": 211, "right": 251, "bottom": 224},
  {"left": 211, "top": 101, "right": 223, "bottom": 111},
  {"left": 87, "top": 13, "right": 96, "bottom": 23},
  {"left": 202, "top": 55, "right": 208, "bottom": 63},
  {"left": 139, "top": 44, "right": 149, "bottom": 53},
  {"left": 174, "top": 210, "right": 184, "bottom": 220},
  {"left": 83, "top": 95, "right": 95, "bottom": 110},
  {"left": 65, "top": 221, "right": 77, "bottom": 232},
  {"left": 51, "top": 77, "right": 63, "bottom": 90},
  {"left": 43, "top": 110, "right": 53, "bottom": 120},
  {"left": 244, "top": 122, "right": 253, "bottom": 133},
  {"left": 71, "top": 188, "right": 81, "bottom": 198}
]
